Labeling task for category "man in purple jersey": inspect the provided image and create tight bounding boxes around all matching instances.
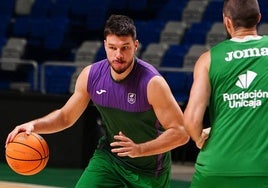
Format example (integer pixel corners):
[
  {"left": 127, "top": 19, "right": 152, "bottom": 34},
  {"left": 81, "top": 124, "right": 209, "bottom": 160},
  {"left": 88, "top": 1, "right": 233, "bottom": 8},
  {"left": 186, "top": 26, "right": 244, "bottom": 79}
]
[{"left": 6, "top": 14, "right": 189, "bottom": 187}]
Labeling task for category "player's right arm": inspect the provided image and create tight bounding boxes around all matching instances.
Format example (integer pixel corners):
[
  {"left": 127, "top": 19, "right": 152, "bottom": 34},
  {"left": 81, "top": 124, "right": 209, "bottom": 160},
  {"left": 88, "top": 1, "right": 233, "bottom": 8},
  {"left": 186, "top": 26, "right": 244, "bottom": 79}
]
[
  {"left": 184, "top": 51, "right": 211, "bottom": 149},
  {"left": 6, "top": 65, "right": 92, "bottom": 146}
]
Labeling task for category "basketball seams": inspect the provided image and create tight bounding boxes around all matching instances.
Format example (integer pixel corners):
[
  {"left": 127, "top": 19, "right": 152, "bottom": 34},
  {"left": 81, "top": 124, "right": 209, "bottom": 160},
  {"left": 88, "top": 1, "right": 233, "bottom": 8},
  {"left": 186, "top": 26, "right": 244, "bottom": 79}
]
[
  {"left": 6, "top": 154, "right": 44, "bottom": 172},
  {"left": 6, "top": 154, "right": 48, "bottom": 161},
  {"left": 7, "top": 142, "right": 43, "bottom": 159},
  {"left": 31, "top": 133, "right": 49, "bottom": 158}
]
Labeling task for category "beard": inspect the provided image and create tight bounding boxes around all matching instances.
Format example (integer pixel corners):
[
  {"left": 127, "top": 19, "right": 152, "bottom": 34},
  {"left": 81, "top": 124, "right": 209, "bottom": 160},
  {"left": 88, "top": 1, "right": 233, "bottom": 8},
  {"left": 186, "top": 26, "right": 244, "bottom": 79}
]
[{"left": 110, "top": 58, "right": 134, "bottom": 74}]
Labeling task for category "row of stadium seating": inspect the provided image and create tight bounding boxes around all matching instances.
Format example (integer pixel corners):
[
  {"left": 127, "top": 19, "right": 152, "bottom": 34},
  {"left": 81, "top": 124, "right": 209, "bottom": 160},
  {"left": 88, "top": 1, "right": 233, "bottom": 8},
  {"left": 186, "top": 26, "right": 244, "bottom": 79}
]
[{"left": 0, "top": 0, "right": 268, "bottom": 104}]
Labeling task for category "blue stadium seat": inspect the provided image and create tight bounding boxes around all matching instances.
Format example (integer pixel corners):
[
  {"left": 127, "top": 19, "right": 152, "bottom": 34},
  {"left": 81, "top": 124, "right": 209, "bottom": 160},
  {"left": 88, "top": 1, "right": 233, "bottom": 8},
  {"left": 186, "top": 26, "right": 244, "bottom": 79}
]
[
  {"left": 259, "top": 1, "right": 268, "bottom": 21},
  {"left": 69, "top": 0, "right": 91, "bottom": 26},
  {"left": 48, "top": 0, "right": 72, "bottom": 18},
  {"left": 165, "top": 72, "right": 186, "bottom": 91},
  {"left": 29, "top": 18, "right": 50, "bottom": 38},
  {"left": 157, "top": 0, "right": 188, "bottom": 21},
  {"left": 202, "top": 1, "right": 223, "bottom": 22},
  {"left": 44, "top": 17, "right": 69, "bottom": 50},
  {"left": 0, "top": 15, "right": 10, "bottom": 37},
  {"left": 108, "top": 0, "right": 128, "bottom": 12},
  {"left": 45, "top": 66, "right": 75, "bottom": 94},
  {"left": 135, "top": 19, "right": 165, "bottom": 50},
  {"left": 127, "top": 0, "right": 147, "bottom": 11},
  {"left": 162, "top": 71, "right": 192, "bottom": 102},
  {"left": 28, "top": 18, "right": 50, "bottom": 46},
  {"left": 146, "top": 0, "right": 169, "bottom": 14},
  {"left": 12, "top": 17, "right": 31, "bottom": 37},
  {"left": 182, "top": 22, "right": 212, "bottom": 46},
  {"left": 70, "top": 0, "right": 90, "bottom": 16},
  {"left": 86, "top": 10, "right": 108, "bottom": 31},
  {"left": 0, "top": 0, "right": 16, "bottom": 17},
  {"left": 161, "top": 45, "right": 189, "bottom": 68},
  {"left": 86, "top": 0, "right": 110, "bottom": 31},
  {"left": 30, "top": 0, "right": 52, "bottom": 18}
]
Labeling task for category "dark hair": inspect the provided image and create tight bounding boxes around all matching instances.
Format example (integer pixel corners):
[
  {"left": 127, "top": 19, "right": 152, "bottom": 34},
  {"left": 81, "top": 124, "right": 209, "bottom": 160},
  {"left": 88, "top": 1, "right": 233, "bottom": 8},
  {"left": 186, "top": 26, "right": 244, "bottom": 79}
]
[
  {"left": 104, "top": 14, "right": 137, "bottom": 40},
  {"left": 223, "top": 0, "right": 260, "bottom": 29}
]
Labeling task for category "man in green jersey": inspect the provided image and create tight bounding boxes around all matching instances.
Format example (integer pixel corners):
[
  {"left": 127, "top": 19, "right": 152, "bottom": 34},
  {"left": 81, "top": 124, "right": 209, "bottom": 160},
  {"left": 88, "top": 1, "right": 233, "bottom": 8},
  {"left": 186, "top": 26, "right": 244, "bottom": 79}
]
[
  {"left": 6, "top": 15, "right": 189, "bottom": 187},
  {"left": 184, "top": 0, "right": 268, "bottom": 187}
]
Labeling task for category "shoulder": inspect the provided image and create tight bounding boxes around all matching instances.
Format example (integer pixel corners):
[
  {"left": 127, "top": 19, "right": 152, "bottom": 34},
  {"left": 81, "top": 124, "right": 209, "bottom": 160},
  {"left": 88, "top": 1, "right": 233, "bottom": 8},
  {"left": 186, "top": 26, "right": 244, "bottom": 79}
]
[
  {"left": 147, "top": 75, "right": 169, "bottom": 94},
  {"left": 195, "top": 50, "right": 211, "bottom": 72},
  {"left": 76, "top": 65, "right": 91, "bottom": 84}
]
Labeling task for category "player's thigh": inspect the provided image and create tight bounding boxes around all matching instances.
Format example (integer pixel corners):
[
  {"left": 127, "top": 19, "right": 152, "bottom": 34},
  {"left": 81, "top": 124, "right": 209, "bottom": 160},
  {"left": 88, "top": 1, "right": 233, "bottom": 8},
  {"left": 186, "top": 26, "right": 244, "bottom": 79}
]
[{"left": 75, "top": 150, "right": 123, "bottom": 188}]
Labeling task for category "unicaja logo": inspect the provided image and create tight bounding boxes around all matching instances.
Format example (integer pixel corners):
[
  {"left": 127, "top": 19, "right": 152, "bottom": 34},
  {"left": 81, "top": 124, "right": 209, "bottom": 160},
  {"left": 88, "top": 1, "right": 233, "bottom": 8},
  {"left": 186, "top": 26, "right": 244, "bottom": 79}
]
[
  {"left": 235, "top": 70, "right": 257, "bottom": 89},
  {"left": 222, "top": 70, "right": 268, "bottom": 109}
]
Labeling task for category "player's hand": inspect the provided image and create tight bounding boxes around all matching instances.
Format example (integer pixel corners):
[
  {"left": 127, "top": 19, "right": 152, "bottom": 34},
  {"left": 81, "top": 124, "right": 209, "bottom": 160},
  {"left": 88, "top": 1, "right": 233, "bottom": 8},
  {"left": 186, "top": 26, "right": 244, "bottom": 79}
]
[
  {"left": 110, "top": 131, "right": 140, "bottom": 158},
  {"left": 5, "top": 122, "right": 34, "bottom": 147},
  {"left": 196, "top": 127, "right": 211, "bottom": 149}
]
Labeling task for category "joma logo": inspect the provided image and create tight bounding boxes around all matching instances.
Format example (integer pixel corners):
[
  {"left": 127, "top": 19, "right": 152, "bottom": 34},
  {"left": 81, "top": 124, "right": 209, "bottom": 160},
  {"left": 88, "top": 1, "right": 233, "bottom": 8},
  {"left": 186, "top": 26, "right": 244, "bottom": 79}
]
[{"left": 225, "top": 47, "right": 268, "bottom": 62}]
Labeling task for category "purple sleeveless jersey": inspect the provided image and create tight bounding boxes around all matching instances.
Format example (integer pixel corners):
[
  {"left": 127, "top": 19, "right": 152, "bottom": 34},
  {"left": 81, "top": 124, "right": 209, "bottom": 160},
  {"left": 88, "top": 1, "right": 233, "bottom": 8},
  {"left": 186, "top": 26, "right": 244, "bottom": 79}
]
[{"left": 87, "top": 58, "right": 161, "bottom": 112}]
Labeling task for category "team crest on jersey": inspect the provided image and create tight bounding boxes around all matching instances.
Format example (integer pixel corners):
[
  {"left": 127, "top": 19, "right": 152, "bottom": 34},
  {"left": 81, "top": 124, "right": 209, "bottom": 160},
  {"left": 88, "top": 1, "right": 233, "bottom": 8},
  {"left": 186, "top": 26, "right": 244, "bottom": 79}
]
[{"left": 128, "top": 93, "right": 136, "bottom": 104}]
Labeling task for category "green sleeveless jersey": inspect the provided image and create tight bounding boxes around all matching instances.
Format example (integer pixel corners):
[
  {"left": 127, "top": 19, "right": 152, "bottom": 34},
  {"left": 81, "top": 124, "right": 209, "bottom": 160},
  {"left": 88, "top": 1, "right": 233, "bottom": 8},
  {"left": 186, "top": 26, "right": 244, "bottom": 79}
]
[{"left": 196, "top": 36, "right": 268, "bottom": 176}]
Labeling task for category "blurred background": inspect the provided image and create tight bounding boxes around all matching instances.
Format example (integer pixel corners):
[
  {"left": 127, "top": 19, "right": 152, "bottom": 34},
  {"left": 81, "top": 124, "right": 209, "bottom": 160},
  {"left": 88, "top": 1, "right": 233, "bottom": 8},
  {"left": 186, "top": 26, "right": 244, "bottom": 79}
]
[{"left": 0, "top": 0, "right": 267, "bottom": 186}]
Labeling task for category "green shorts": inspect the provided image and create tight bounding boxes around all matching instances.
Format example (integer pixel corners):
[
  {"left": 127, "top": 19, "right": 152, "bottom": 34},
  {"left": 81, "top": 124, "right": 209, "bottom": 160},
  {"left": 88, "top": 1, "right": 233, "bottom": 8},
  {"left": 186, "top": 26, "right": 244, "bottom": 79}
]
[
  {"left": 190, "top": 170, "right": 268, "bottom": 188},
  {"left": 75, "top": 149, "right": 171, "bottom": 188}
]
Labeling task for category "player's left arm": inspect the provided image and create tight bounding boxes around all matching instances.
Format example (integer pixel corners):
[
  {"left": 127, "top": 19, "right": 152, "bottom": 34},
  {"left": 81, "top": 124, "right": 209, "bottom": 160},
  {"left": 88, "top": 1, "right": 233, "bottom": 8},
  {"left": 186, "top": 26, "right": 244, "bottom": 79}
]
[
  {"left": 111, "top": 75, "right": 189, "bottom": 158},
  {"left": 140, "top": 75, "right": 190, "bottom": 155}
]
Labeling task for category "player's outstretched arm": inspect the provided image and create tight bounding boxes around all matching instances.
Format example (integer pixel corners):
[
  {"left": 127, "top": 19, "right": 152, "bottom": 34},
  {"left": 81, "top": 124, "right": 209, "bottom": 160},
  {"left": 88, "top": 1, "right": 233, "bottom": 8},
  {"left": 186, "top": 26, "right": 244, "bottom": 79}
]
[{"left": 6, "top": 66, "right": 92, "bottom": 146}]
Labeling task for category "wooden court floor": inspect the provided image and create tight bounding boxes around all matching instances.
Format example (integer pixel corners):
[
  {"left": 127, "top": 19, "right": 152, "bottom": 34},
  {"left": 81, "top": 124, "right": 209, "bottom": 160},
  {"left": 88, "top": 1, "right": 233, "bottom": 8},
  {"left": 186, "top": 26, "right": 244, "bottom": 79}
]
[
  {"left": 0, "top": 162, "right": 192, "bottom": 188},
  {"left": 0, "top": 181, "right": 60, "bottom": 188}
]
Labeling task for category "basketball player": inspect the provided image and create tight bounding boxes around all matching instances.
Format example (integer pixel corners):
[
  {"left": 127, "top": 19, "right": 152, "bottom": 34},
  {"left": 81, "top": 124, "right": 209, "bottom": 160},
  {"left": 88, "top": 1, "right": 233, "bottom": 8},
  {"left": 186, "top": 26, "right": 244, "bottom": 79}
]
[
  {"left": 184, "top": 0, "right": 268, "bottom": 187},
  {"left": 6, "top": 14, "right": 189, "bottom": 187}
]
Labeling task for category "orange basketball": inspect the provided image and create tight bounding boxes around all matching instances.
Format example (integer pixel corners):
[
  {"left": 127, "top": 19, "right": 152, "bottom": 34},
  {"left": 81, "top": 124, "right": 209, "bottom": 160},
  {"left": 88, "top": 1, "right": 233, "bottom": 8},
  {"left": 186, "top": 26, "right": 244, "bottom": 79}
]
[{"left": 5, "top": 132, "right": 49, "bottom": 175}]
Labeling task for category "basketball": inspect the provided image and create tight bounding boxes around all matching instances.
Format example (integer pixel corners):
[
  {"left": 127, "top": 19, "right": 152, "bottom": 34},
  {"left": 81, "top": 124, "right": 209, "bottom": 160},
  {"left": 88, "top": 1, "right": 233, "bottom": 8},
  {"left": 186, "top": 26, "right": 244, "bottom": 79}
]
[{"left": 5, "top": 132, "right": 49, "bottom": 176}]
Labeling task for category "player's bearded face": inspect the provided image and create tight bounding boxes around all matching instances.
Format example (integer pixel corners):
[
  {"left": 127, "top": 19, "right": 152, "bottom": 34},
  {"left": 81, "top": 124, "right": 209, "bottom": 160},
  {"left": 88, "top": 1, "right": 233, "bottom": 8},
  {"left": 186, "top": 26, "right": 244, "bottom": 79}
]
[{"left": 105, "top": 35, "right": 138, "bottom": 74}]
